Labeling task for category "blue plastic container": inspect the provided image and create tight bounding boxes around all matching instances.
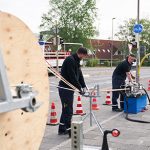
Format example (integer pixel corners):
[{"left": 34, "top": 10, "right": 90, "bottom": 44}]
[{"left": 124, "top": 94, "right": 147, "bottom": 114}]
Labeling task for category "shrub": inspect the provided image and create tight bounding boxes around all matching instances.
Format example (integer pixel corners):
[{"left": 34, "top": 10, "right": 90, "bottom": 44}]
[
  {"left": 104, "top": 61, "right": 110, "bottom": 67},
  {"left": 142, "top": 61, "right": 150, "bottom": 66},
  {"left": 86, "top": 59, "right": 99, "bottom": 67}
]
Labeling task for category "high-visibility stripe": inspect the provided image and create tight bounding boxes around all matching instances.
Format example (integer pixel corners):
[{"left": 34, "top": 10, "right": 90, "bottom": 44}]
[
  {"left": 112, "top": 104, "right": 118, "bottom": 107},
  {"left": 59, "top": 122, "right": 65, "bottom": 125}
]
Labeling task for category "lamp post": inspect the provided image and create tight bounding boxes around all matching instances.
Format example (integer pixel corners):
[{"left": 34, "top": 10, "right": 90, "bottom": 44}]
[
  {"left": 111, "top": 18, "right": 116, "bottom": 67},
  {"left": 55, "top": 20, "right": 59, "bottom": 72},
  {"left": 136, "top": 0, "right": 140, "bottom": 83}
]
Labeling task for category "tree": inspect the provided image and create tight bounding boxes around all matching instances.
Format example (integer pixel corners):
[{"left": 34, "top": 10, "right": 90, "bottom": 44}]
[
  {"left": 40, "top": 0, "right": 97, "bottom": 52},
  {"left": 115, "top": 18, "right": 150, "bottom": 54}
]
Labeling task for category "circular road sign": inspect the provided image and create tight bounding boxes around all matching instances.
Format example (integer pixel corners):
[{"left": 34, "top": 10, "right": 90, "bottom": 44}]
[
  {"left": 39, "top": 41, "right": 45, "bottom": 45},
  {"left": 133, "top": 24, "right": 143, "bottom": 33}
]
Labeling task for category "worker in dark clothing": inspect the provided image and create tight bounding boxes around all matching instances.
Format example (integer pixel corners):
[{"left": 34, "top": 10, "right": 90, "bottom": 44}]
[
  {"left": 112, "top": 54, "right": 136, "bottom": 112},
  {"left": 58, "top": 47, "right": 88, "bottom": 137}
]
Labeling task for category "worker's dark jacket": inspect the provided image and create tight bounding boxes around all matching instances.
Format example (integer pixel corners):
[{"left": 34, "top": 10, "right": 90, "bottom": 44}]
[
  {"left": 112, "top": 58, "right": 132, "bottom": 82},
  {"left": 112, "top": 58, "right": 132, "bottom": 109},
  {"left": 59, "top": 53, "right": 86, "bottom": 91}
]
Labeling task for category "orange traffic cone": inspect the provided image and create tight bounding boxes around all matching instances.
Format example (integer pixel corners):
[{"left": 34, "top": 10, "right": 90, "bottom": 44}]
[
  {"left": 103, "top": 91, "right": 111, "bottom": 105},
  {"left": 92, "top": 97, "right": 99, "bottom": 110},
  {"left": 74, "top": 96, "right": 86, "bottom": 116},
  {"left": 47, "top": 102, "right": 58, "bottom": 126},
  {"left": 147, "top": 80, "right": 150, "bottom": 91}
]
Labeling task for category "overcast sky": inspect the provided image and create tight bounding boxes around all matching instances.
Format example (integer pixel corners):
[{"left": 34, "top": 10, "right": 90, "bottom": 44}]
[{"left": 0, "top": 0, "right": 150, "bottom": 39}]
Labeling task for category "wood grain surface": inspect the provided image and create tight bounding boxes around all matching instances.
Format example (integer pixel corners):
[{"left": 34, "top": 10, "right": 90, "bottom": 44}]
[{"left": 0, "top": 11, "right": 49, "bottom": 150}]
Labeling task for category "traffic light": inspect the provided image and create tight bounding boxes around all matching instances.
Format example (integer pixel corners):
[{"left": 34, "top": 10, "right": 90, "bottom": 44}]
[
  {"left": 60, "top": 38, "right": 64, "bottom": 44},
  {"left": 38, "top": 34, "right": 45, "bottom": 48},
  {"left": 131, "top": 35, "right": 137, "bottom": 49},
  {"left": 131, "top": 41, "right": 137, "bottom": 49},
  {"left": 39, "top": 34, "right": 44, "bottom": 41}
]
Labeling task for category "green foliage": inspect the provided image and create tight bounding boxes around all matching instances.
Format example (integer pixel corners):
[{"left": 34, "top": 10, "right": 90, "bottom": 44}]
[
  {"left": 103, "top": 61, "right": 110, "bottom": 67},
  {"left": 86, "top": 58, "right": 99, "bottom": 67},
  {"left": 85, "top": 59, "right": 122, "bottom": 67},
  {"left": 115, "top": 18, "right": 150, "bottom": 54},
  {"left": 112, "top": 61, "right": 120, "bottom": 67},
  {"left": 142, "top": 61, "right": 150, "bottom": 66},
  {"left": 40, "top": 0, "right": 97, "bottom": 52},
  {"left": 99, "top": 60, "right": 110, "bottom": 67}
]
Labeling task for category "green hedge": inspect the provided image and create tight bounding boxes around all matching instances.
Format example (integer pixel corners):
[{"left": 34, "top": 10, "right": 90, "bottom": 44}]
[
  {"left": 85, "top": 59, "right": 99, "bottom": 67},
  {"left": 142, "top": 61, "right": 150, "bottom": 66},
  {"left": 99, "top": 60, "right": 120, "bottom": 67},
  {"left": 112, "top": 61, "right": 120, "bottom": 67},
  {"left": 85, "top": 59, "right": 121, "bottom": 67},
  {"left": 84, "top": 59, "right": 150, "bottom": 67}
]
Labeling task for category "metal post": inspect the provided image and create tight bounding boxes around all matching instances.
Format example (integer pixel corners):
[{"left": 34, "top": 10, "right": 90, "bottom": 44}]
[
  {"left": 111, "top": 18, "right": 115, "bottom": 67},
  {"left": 136, "top": 0, "right": 140, "bottom": 83},
  {"left": 82, "top": 90, "right": 104, "bottom": 135},
  {"left": 97, "top": 84, "right": 100, "bottom": 97},
  {"left": 89, "top": 96, "right": 93, "bottom": 126},
  {"left": 55, "top": 20, "right": 59, "bottom": 72},
  {"left": 0, "top": 48, "right": 12, "bottom": 102},
  {"left": 64, "top": 44, "right": 66, "bottom": 51}
]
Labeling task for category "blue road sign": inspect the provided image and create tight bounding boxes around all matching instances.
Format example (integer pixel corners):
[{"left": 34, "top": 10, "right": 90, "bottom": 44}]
[
  {"left": 133, "top": 24, "right": 143, "bottom": 33},
  {"left": 39, "top": 41, "right": 45, "bottom": 45}
]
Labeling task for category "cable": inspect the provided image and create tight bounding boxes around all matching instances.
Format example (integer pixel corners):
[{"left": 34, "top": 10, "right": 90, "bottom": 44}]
[
  {"left": 50, "top": 84, "right": 76, "bottom": 92},
  {"left": 142, "top": 87, "right": 150, "bottom": 104},
  {"left": 45, "top": 60, "right": 79, "bottom": 93},
  {"left": 124, "top": 87, "right": 150, "bottom": 123}
]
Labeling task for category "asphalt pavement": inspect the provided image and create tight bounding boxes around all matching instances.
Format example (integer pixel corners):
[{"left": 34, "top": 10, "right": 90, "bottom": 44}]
[{"left": 40, "top": 67, "right": 150, "bottom": 150}]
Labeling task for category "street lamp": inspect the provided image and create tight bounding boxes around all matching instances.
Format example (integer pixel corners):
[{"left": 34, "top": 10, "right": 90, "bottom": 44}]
[
  {"left": 136, "top": 0, "right": 140, "bottom": 83},
  {"left": 111, "top": 18, "right": 116, "bottom": 67},
  {"left": 55, "top": 20, "right": 59, "bottom": 72}
]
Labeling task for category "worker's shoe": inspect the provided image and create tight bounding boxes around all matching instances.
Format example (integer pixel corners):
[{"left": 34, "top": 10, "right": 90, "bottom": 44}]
[
  {"left": 112, "top": 108, "right": 123, "bottom": 112},
  {"left": 58, "top": 130, "right": 68, "bottom": 135},
  {"left": 68, "top": 130, "right": 71, "bottom": 138}
]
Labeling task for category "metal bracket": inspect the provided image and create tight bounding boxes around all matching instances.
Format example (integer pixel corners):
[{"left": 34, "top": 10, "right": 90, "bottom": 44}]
[
  {"left": 15, "top": 83, "right": 42, "bottom": 112},
  {"left": 82, "top": 84, "right": 104, "bottom": 134},
  {"left": 124, "top": 82, "right": 144, "bottom": 97},
  {"left": 0, "top": 48, "right": 42, "bottom": 113}
]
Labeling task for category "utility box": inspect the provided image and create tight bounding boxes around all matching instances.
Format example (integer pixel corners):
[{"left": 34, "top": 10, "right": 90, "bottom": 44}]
[{"left": 124, "top": 94, "right": 147, "bottom": 114}]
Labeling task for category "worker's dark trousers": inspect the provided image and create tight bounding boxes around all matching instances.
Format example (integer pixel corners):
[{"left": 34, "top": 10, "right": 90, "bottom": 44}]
[
  {"left": 58, "top": 88, "right": 74, "bottom": 133},
  {"left": 112, "top": 77, "right": 125, "bottom": 109}
]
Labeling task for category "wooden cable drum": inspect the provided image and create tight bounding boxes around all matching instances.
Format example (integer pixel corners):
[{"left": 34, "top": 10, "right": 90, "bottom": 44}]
[{"left": 0, "top": 12, "right": 49, "bottom": 150}]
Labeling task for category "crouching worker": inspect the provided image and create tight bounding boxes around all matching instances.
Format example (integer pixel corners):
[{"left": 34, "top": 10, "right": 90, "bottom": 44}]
[
  {"left": 112, "top": 54, "right": 136, "bottom": 112},
  {"left": 58, "top": 47, "right": 88, "bottom": 137}
]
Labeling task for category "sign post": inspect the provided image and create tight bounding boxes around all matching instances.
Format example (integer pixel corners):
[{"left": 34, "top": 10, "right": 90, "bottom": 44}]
[
  {"left": 134, "top": 0, "right": 142, "bottom": 83},
  {"left": 133, "top": 23, "right": 143, "bottom": 83}
]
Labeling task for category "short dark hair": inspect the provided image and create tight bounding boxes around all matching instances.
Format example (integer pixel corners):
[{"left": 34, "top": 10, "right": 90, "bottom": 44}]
[
  {"left": 77, "top": 47, "right": 88, "bottom": 55},
  {"left": 126, "top": 53, "right": 136, "bottom": 60}
]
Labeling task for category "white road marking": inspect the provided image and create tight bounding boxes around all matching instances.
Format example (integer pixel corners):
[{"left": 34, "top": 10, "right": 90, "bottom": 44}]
[
  {"left": 49, "top": 112, "right": 123, "bottom": 150},
  {"left": 83, "top": 74, "right": 90, "bottom": 77}
]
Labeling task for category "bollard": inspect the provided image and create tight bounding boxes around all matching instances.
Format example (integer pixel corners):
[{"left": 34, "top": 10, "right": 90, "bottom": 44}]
[
  {"left": 101, "top": 129, "right": 120, "bottom": 150},
  {"left": 71, "top": 116, "right": 83, "bottom": 150}
]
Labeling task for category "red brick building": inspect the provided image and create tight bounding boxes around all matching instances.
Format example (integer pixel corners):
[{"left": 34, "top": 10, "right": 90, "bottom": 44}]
[{"left": 89, "top": 39, "right": 126, "bottom": 61}]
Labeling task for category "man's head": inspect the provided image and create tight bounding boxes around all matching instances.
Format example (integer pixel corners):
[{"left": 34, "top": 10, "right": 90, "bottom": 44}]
[
  {"left": 77, "top": 47, "right": 88, "bottom": 60},
  {"left": 127, "top": 54, "right": 136, "bottom": 64}
]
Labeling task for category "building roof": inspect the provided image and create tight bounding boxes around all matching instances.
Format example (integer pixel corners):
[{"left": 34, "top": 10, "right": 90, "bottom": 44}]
[{"left": 90, "top": 39, "right": 124, "bottom": 60}]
